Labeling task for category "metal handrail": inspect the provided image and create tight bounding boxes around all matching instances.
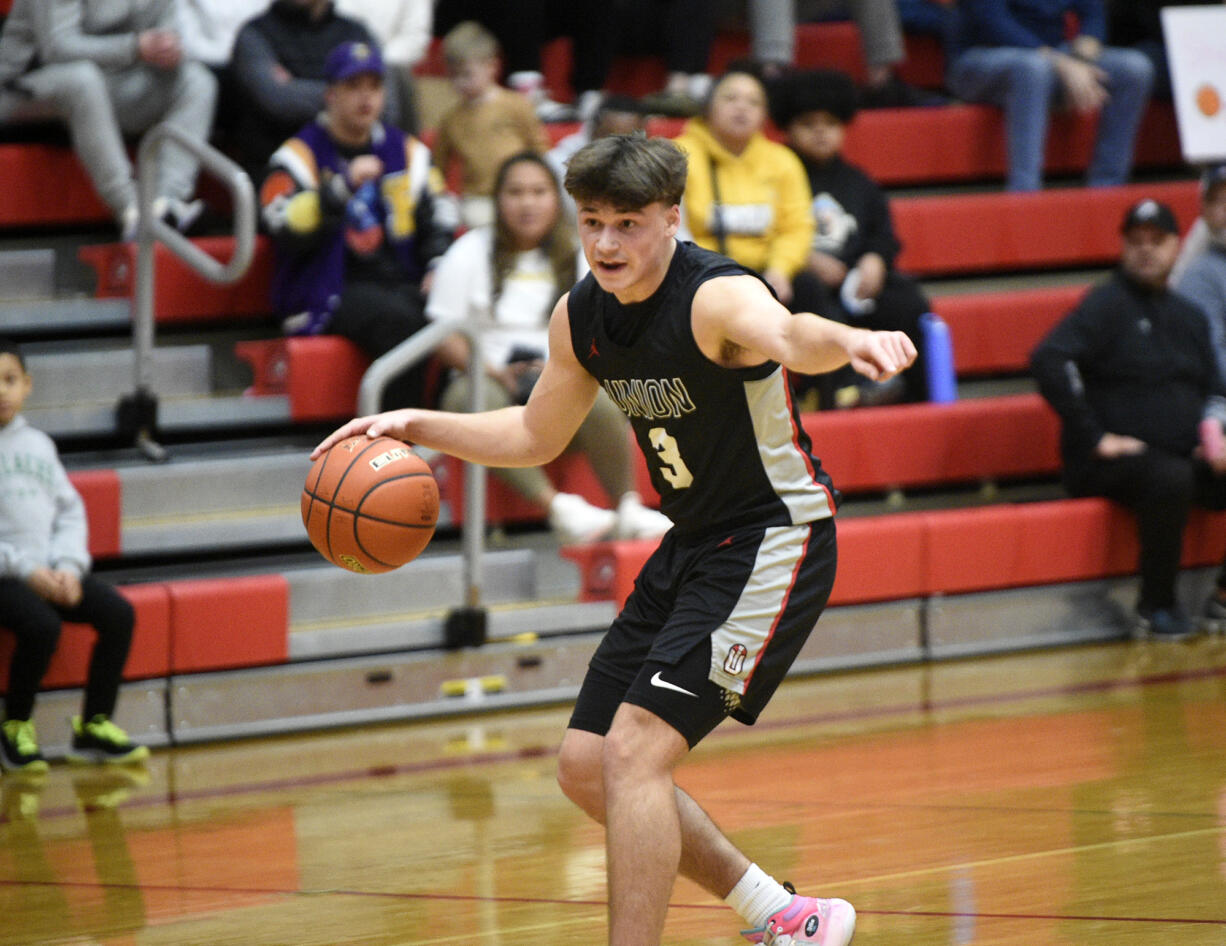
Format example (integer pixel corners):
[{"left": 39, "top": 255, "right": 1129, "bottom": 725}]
[
  {"left": 359, "top": 321, "right": 489, "bottom": 626},
  {"left": 126, "top": 123, "right": 256, "bottom": 460}
]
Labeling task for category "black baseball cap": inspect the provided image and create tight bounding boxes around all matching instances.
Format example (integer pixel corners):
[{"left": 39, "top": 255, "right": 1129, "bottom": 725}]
[
  {"left": 1120, "top": 198, "right": 1179, "bottom": 236},
  {"left": 1202, "top": 163, "right": 1226, "bottom": 198}
]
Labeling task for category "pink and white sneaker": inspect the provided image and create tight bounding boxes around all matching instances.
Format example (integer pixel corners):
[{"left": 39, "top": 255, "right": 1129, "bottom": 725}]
[{"left": 742, "top": 885, "right": 857, "bottom": 946}]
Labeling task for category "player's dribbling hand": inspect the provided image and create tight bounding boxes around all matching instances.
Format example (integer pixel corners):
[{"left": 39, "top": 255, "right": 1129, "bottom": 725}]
[
  {"left": 311, "top": 410, "right": 415, "bottom": 459},
  {"left": 847, "top": 329, "right": 916, "bottom": 381}
]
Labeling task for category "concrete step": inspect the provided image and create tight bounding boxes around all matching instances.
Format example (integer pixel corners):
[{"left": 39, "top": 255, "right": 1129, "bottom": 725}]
[
  {"left": 118, "top": 447, "right": 311, "bottom": 554},
  {"left": 0, "top": 297, "right": 129, "bottom": 335},
  {"left": 283, "top": 545, "right": 602, "bottom": 659},
  {"left": 25, "top": 343, "right": 212, "bottom": 409},
  {"left": 29, "top": 391, "right": 292, "bottom": 441},
  {"left": 0, "top": 247, "right": 55, "bottom": 300}
]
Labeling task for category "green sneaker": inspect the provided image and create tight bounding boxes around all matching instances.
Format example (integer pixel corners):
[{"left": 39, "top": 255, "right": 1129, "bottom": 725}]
[
  {"left": 0, "top": 719, "right": 50, "bottom": 774},
  {"left": 66, "top": 715, "right": 150, "bottom": 765}
]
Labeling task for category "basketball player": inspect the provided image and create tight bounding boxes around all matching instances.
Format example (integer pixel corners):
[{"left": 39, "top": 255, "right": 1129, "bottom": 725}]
[{"left": 313, "top": 133, "right": 915, "bottom": 946}]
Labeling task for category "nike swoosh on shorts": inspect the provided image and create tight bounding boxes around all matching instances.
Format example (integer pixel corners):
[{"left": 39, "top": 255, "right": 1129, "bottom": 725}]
[{"left": 649, "top": 671, "right": 698, "bottom": 698}]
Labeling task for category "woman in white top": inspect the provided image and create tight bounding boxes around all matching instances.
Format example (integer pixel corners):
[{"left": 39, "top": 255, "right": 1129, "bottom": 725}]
[{"left": 426, "top": 151, "right": 670, "bottom": 543}]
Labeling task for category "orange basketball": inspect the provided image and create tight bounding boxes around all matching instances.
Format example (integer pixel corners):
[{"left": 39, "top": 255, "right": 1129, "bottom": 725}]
[{"left": 301, "top": 436, "right": 439, "bottom": 573}]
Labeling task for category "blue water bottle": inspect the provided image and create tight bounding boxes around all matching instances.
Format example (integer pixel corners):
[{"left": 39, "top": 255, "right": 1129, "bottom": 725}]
[{"left": 920, "top": 312, "right": 957, "bottom": 403}]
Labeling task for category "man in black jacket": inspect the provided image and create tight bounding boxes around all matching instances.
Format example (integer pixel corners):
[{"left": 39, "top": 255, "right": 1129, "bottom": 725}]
[
  {"left": 1031, "top": 198, "right": 1226, "bottom": 639},
  {"left": 229, "top": 0, "right": 398, "bottom": 181}
]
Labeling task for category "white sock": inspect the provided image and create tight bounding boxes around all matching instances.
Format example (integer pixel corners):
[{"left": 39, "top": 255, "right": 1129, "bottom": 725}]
[{"left": 725, "top": 863, "right": 793, "bottom": 929}]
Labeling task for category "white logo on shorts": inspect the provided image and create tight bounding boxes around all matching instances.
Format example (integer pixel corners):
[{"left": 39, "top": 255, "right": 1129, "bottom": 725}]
[{"left": 649, "top": 671, "right": 698, "bottom": 698}]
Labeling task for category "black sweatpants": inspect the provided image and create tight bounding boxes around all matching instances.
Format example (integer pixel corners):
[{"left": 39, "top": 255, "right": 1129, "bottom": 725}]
[
  {"left": 790, "top": 267, "right": 930, "bottom": 405},
  {"left": 0, "top": 575, "right": 135, "bottom": 722},
  {"left": 330, "top": 280, "right": 430, "bottom": 410},
  {"left": 1069, "top": 450, "right": 1226, "bottom": 611}
]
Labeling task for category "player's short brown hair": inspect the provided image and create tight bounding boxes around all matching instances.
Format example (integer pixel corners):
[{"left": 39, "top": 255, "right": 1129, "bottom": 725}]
[{"left": 563, "top": 133, "right": 687, "bottom": 211}]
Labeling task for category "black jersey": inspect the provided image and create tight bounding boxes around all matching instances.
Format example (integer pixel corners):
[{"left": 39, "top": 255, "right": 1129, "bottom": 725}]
[{"left": 567, "top": 241, "right": 838, "bottom": 537}]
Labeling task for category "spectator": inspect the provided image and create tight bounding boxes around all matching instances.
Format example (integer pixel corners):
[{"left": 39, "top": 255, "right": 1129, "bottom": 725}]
[
  {"left": 771, "top": 68, "right": 930, "bottom": 408},
  {"left": 673, "top": 65, "right": 815, "bottom": 306},
  {"left": 336, "top": 0, "right": 432, "bottom": 133},
  {"left": 176, "top": 0, "right": 266, "bottom": 144},
  {"left": 1106, "top": 0, "right": 1208, "bottom": 101},
  {"left": 620, "top": 0, "right": 719, "bottom": 117},
  {"left": 1175, "top": 165, "right": 1226, "bottom": 385},
  {"left": 229, "top": 0, "right": 391, "bottom": 181},
  {"left": 178, "top": 0, "right": 265, "bottom": 71},
  {"left": 0, "top": 0, "right": 218, "bottom": 239},
  {"left": 718, "top": 0, "right": 946, "bottom": 105},
  {"left": 947, "top": 0, "right": 1155, "bottom": 192},
  {"left": 1172, "top": 164, "right": 1226, "bottom": 287},
  {"left": 426, "top": 152, "right": 671, "bottom": 543},
  {"left": 433, "top": 0, "right": 618, "bottom": 122},
  {"left": 896, "top": 0, "right": 959, "bottom": 47},
  {"left": 260, "top": 41, "right": 458, "bottom": 408},
  {"left": 433, "top": 21, "right": 550, "bottom": 229},
  {"left": 0, "top": 339, "right": 151, "bottom": 773},
  {"left": 1031, "top": 199, "right": 1226, "bottom": 639},
  {"left": 546, "top": 94, "right": 649, "bottom": 218}
]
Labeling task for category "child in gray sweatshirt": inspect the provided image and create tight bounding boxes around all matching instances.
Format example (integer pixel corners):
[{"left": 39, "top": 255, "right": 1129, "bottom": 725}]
[{"left": 0, "top": 339, "right": 148, "bottom": 772}]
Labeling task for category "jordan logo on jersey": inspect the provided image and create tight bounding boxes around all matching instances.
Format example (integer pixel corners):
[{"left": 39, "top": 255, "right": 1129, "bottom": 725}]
[{"left": 601, "top": 377, "right": 697, "bottom": 420}]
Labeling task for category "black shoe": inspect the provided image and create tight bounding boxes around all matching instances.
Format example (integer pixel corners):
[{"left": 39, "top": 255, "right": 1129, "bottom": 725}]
[
  {"left": 860, "top": 75, "right": 950, "bottom": 109},
  {"left": 1135, "top": 606, "right": 1194, "bottom": 641},
  {"left": 639, "top": 89, "right": 704, "bottom": 118}
]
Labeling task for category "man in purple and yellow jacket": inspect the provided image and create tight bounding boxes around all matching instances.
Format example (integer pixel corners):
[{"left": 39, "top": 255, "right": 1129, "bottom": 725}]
[{"left": 261, "top": 40, "right": 458, "bottom": 407}]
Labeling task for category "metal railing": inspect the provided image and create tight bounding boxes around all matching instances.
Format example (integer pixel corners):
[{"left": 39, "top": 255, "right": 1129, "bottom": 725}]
[
  {"left": 359, "top": 321, "right": 489, "bottom": 643},
  {"left": 123, "top": 123, "right": 257, "bottom": 461}
]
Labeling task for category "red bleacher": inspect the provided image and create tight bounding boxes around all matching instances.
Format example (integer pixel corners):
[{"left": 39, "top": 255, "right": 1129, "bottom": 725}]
[
  {"left": 562, "top": 499, "right": 1225, "bottom": 610},
  {"left": 69, "top": 469, "right": 122, "bottom": 560},
  {"left": 0, "top": 143, "right": 110, "bottom": 228},
  {"left": 935, "top": 284, "right": 1087, "bottom": 376},
  {"left": 0, "top": 573, "right": 289, "bottom": 692},
  {"left": 78, "top": 236, "right": 276, "bottom": 323},
  {"left": 804, "top": 393, "right": 1060, "bottom": 492},
  {"left": 843, "top": 102, "right": 1181, "bottom": 186},
  {"left": 894, "top": 180, "right": 1200, "bottom": 276}
]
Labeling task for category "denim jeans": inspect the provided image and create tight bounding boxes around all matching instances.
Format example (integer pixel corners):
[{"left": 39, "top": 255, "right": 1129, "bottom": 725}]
[{"left": 947, "top": 44, "right": 1154, "bottom": 191}]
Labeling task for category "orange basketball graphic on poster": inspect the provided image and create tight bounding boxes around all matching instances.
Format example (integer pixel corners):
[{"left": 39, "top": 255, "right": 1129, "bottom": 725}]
[{"left": 1196, "top": 83, "right": 1221, "bottom": 118}]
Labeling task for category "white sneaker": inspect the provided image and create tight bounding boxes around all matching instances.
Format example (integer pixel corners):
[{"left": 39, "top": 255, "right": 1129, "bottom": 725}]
[
  {"left": 616, "top": 492, "right": 671, "bottom": 539},
  {"left": 548, "top": 492, "right": 617, "bottom": 544},
  {"left": 153, "top": 196, "right": 205, "bottom": 233},
  {"left": 120, "top": 203, "right": 139, "bottom": 241},
  {"left": 507, "top": 69, "right": 577, "bottom": 122}
]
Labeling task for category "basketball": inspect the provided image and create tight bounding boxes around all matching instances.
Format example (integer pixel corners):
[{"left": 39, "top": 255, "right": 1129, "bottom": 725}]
[{"left": 301, "top": 436, "right": 439, "bottom": 574}]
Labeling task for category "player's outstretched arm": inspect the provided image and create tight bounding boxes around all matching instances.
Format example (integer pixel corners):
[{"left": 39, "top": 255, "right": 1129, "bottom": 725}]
[
  {"left": 311, "top": 296, "right": 599, "bottom": 465},
  {"left": 692, "top": 275, "right": 916, "bottom": 378}
]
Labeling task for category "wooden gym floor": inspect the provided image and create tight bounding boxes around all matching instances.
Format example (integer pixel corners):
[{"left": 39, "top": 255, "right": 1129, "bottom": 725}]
[{"left": 2, "top": 636, "right": 1225, "bottom": 945}]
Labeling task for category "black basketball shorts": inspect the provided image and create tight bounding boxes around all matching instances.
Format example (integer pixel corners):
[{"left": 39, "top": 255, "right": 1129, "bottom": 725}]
[{"left": 568, "top": 517, "right": 837, "bottom": 747}]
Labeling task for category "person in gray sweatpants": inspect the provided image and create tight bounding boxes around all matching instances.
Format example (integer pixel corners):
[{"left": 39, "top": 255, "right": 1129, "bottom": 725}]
[{"left": 0, "top": 0, "right": 217, "bottom": 238}]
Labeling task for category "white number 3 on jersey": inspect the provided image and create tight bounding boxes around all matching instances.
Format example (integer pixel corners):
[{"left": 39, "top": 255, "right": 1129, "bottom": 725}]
[{"left": 648, "top": 427, "right": 694, "bottom": 489}]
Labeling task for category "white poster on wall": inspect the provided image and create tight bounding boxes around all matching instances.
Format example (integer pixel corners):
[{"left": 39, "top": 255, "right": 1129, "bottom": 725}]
[{"left": 1162, "top": 5, "right": 1226, "bottom": 163}]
